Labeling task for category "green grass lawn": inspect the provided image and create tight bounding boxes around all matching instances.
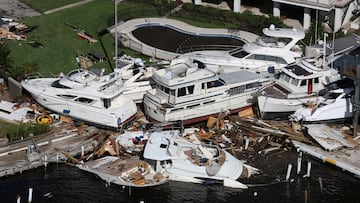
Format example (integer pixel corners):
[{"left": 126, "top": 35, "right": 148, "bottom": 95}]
[
  {"left": 7, "top": 0, "right": 279, "bottom": 76},
  {"left": 7, "top": 1, "right": 160, "bottom": 75},
  {"left": 21, "top": 0, "right": 82, "bottom": 13},
  {"left": 0, "top": 120, "right": 17, "bottom": 138}
]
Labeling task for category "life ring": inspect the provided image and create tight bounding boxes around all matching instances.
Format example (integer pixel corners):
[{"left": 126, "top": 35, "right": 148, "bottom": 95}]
[{"left": 36, "top": 114, "right": 53, "bottom": 124}]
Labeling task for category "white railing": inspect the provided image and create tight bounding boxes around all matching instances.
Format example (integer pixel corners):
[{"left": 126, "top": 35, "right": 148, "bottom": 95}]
[{"left": 281, "top": 0, "right": 335, "bottom": 6}]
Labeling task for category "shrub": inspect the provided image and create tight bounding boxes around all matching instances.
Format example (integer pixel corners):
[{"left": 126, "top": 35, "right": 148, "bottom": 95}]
[{"left": 7, "top": 123, "right": 50, "bottom": 142}]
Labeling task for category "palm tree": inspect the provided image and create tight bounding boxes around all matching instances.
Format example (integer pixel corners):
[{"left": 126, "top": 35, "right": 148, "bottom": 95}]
[
  {"left": 0, "top": 44, "right": 13, "bottom": 79},
  {"left": 7, "top": 62, "right": 39, "bottom": 81}
]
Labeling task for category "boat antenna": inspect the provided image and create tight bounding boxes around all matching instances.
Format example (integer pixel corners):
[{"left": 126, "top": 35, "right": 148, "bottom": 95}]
[
  {"left": 97, "top": 30, "right": 114, "bottom": 72},
  {"left": 115, "top": 0, "right": 118, "bottom": 70}
]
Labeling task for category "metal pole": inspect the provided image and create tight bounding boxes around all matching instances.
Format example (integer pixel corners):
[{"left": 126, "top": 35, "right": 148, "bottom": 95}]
[
  {"left": 322, "top": 33, "right": 327, "bottom": 66},
  {"left": 28, "top": 188, "right": 33, "bottom": 203},
  {"left": 353, "top": 65, "right": 360, "bottom": 136},
  {"left": 115, "top": 0, "right": 118, "bottom": 69},
  {"left": 315, "top": 9, "right": 318, "bottom": 44}
]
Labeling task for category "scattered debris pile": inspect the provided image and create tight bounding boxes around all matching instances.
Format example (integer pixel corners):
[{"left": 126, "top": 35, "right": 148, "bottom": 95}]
[
  {"left": 64, "top": 22, "right": 97, "bottom": 44},
  {"left": 0, "top": 17, "right": 36, "bottom": 42}
]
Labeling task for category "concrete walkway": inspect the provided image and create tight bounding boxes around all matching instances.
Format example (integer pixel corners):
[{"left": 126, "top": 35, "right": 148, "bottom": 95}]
[
  {"left": 43, "top": 0, "right": 95, "bottom": 14},
  {"left": 0, "top": 0, "right": 41, "bottom": 20},
  {"left": 110, "top": 17, "right": 259, "bottom": 60}
]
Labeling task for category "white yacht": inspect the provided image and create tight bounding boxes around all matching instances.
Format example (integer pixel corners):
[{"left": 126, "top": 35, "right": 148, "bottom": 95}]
[
  {"left": 256, "top": 60, "right": 340, "bottom": 119},
  {"left": 21, "top": 69, "right": 137, "bottom": 129},
  {"left": 143, "top": 58, "right": 271, "bottom": 125},
  {"left": 143, "top": 130, "right": 259, "bottom": 188},
  {"left": 175, "top": 25, "right": 304, "bottom": 77},
  {"left": 290, "top": 87, "right": 354, "bottom": 123}
]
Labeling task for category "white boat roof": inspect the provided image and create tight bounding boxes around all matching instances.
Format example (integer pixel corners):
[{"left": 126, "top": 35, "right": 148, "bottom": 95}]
[
  {"left": 262, "top": 26, "right": 305, "bottom": 40},
  {"left": 153, "top": 66, "right": 216, "bottom": 87},
  {"left": 143, "top": 130, "right": 181, "bottom": 161},
  {"left": 282, "top": 60, "right": 326, "bottom": 79},
  {"left": 219, "top": 70, "right": 261, "bottom": 84}
]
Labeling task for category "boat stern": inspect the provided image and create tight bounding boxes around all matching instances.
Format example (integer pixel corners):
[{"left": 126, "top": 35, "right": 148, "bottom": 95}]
[{"left": 110, "top": 96, "right": 138, "bottom": 128}]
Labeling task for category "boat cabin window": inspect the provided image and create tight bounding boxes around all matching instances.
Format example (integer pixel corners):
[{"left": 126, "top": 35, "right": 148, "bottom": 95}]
[
  {"left": 58, "top": 94, "right": 77, "bottom": 100},
  {"left": 281, "top": 73, "right": 291, "bottom": 83},
  {"left": 300, "top": 80, "right": 306, "bottom": 86},
  {"left": 177, "top": 85, "right": 195, "bottom": 97},
  {"left": 291, "top": 78, "right": 299, "bottom": 86},
  {"left": 204, "top": 80, "right": 224, "bottom": 89},
  {"left": 75, "top": 97, "right": 94, "bottom": 104},
  {"left": 103, "top": 99, "right": 111, "bottom": 108},
  {"left": 228, "top": 85, "right": 245, "bottom": 95},
  {"left": 188, "top": 85, "right": 194, "bottom": 94},
  {"left": 246, "top": 82, "right": 262, "bottom": 89},
  {"left": 157, "top": 83, "right": 176, "bottom": 96},
  {"left": 164, "top": 87, "right": 170, "bottom": 94},
  {"left": 170, "top": 89, "right": 175, "bottom": 96},
  {"left": 178, "top": 87, "right": 186, "bottom": 97}
]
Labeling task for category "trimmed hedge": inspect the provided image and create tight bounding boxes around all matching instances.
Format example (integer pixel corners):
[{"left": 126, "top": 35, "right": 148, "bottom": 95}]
[
  {"left": 178, "top": 3, "right": 286, "bottom": 35},
  {"left": 6, "top": 123, "right": 50, "bottom": 142}
]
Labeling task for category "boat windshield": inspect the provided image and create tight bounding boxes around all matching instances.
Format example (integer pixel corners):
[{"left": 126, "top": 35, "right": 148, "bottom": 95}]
[
  {"left": 51, "top": 79, "right": 70, "bottom": 89},
  {"left": 229, "top": 48, "right": 249, "bottom": 58},
  {"left": 66, "top": 69, "right": 97, "bottom": 83}
]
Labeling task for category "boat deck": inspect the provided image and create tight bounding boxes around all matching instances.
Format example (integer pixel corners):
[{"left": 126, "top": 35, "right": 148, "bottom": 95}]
[
  {"left": 84, "top": 156, "right": 142, "bottom": 176},
  {"left": 262, "top": 83, "right": 289, "bottom": 98}
]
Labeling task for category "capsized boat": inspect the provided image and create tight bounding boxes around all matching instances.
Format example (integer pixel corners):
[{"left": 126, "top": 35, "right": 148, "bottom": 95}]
[
  {"left": 289, "top": 87, "right": 354, "bottom": 123},
  {"left": 143, "top": 58, "right": 271, "bottom": 125},
  {"left": 77, "top": 156, "right": 168, "bottom": 187},
  {"left": 175, "top": 24, "right": 304, "bottom": 77},
  {"left": 143, "top": 130, "right": 259, "bottom": 189},
  {"left": 21, "top": 69, "right": 137, "bottom": 129},
  {"left": 256, "top": 59, "right": 340, "bottom": 119}
]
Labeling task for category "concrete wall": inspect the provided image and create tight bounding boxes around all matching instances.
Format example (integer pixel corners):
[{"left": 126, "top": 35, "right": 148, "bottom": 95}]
[{"left": 8, "top": 77, "right": 22, "bottom": 99}]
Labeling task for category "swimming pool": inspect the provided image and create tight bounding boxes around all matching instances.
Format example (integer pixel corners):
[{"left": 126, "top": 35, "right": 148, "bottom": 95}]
[
  {"left": 132, "top": 24, "right": 245, "bottom": 53},
  {"left": 114, "top": 18, "right": 258, "bottom": 60}
]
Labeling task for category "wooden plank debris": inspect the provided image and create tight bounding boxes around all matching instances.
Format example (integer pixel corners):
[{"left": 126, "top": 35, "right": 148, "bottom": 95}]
[{"left": 305, "top": 124, "right": 356, "bottom": 151}]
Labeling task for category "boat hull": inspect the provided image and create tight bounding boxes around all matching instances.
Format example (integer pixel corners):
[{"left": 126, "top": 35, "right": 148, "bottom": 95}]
[
  {"left": 291, "top": 98, "right": 353, "bottom": 123},
  {"left": 257, "top": 94, "right": 320, "bottom": 118},
  {"left": 144, "top": 93, "right": 254, "bottom": 125},
  {"left": 21, "top": 79, "right": 137, "bottom": 129}
]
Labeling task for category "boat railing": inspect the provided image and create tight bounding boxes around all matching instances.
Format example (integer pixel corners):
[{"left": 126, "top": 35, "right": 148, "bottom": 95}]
[
  {"left": 176, "top": 45, "right": 239, "bottom": 54},
  {"left": 23, "top": 72, "right": 58, "bottom": 79}
]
